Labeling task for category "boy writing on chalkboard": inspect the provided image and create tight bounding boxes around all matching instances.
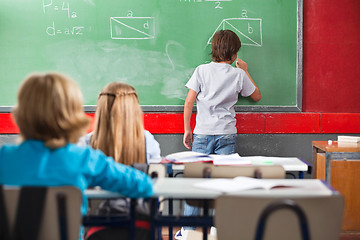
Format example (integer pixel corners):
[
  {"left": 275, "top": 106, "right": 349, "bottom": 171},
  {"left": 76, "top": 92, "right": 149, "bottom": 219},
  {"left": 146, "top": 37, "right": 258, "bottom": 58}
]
[
  {"left": 183, "top": 29, "right": 261, "bottom": 153},
  {"left": 178, "top": 29, "right": 261, "bottom": 239}
]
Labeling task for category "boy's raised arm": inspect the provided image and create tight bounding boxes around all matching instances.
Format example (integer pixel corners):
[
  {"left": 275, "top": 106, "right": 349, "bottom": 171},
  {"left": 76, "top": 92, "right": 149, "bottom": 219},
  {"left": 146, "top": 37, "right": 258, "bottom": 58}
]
[{"left": 236, "top": 58, "right": 262, "bottom": 102}]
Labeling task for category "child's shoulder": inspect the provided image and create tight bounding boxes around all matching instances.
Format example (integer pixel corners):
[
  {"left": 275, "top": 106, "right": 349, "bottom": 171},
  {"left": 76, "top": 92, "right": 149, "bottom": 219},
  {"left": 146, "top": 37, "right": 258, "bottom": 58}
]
[
  {"left": 198, "top": 61, "right": 237, "bottom": 69},
  {"left": 1, "top": 139, "right": 40, "bottom": 151},
  {"left": 0, "top": 142, "right": 18, "bottom": 154},
  {"left": 66, "top": 142, "right": 113, "bottom": 164},
  {"left": 197, "top": 62, "right": 243, "bottom": 73},
  {"left": 196, "top": 62, "right": 211, "bottom": 68},
  {"left": 195, "top": 62, "right": 219, "bottom": 71}
]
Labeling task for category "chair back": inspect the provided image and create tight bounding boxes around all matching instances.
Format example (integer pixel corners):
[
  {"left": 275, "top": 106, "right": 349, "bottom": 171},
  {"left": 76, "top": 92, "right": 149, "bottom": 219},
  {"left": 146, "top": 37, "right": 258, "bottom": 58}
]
[
  {"left": 148, "top": 163, "right": 167, "bottom": 213},
  {"left": 148, "top": 163, "right": 167, "bottom": 179},
  {"left": 215, "top": 194, "right": 344, "bottom": 240},
  {"left": 131, "top": 163, "right": 166, "bottom": 179},
  {"left": 2, "top": 186, "right": 82, "bottom": 240},
  {"left": 184, "top": 162, "right": 285, "bottom": 179}
]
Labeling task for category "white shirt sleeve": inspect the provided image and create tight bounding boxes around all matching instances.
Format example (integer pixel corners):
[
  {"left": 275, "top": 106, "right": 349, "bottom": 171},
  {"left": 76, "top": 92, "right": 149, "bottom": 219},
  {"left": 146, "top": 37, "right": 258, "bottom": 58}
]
[
  {"left": 240, "top": 71, "right": 256, "bottom": 97},
  {"left": 144, "top": 130, "right": 161, "bottom": 161},
  {"left": 185, "top": 67, "right": 201, "bottom": 93},
  {"left": 77, "top": 132, "right": 93, "bottom": 147}
]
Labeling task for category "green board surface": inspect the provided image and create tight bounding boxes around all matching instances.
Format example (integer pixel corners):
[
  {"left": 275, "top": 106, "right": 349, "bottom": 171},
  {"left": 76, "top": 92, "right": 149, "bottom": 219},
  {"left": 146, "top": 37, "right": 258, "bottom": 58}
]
[{"left": 0, "top": 0, "right": 301, "bottom": 112}]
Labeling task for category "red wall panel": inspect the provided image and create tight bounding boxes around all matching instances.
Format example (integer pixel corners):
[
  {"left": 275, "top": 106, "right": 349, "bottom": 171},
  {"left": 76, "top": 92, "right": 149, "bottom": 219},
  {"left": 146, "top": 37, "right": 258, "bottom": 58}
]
[
  {"left": 236, "top": 113, "right": 265, "bottom": 134},
  {"left": 143, "top": 113, "right": 190, "bottom": 134},
  {"left": 303, "top": 0, "right": 360, "bottom": 112},
  {"left": 2, "top": 113, "right": 359, "bottom": 134},
  {"left": 266, "top": 113, "right": 320, "bottom": 134},
  {"left": 320, "top": 113, "right": 360, "bottom": 133},
  {"left": 0, "top": 113, "right": 18, "bottom": 134}
]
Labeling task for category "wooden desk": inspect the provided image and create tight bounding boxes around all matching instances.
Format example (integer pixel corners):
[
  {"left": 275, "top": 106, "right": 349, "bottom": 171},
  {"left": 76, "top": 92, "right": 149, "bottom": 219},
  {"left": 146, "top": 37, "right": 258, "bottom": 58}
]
[
  {"left": 312, "top": 141, "right": 360, "bottom": 231},
  {"left": 152, "top": 178, "right": 334, "bottom": 198},
  {"left": 86, "top": 178, "right": 335, "bottom": 240}
]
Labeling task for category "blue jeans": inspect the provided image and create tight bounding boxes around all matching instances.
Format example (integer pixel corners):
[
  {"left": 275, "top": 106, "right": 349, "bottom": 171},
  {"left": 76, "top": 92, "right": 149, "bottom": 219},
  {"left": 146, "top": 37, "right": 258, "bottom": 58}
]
[
  {"left": 183, "top": 134, "right": 236, "bottom": 230},
  {"left": 191, "top": 134, "right": 236, "bottom": 155}
]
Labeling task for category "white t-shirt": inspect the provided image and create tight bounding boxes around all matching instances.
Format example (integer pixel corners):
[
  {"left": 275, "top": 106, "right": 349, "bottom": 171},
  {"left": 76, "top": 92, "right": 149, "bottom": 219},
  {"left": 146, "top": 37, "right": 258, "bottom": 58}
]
[{"left": 186, "top": 62, "right": 256, "bottom": 135}]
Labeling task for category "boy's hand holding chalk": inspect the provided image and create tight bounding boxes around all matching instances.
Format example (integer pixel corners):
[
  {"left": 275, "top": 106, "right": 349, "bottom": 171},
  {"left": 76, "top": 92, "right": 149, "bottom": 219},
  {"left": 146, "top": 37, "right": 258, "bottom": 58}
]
[{"left": 236, "top": 58, "right": 248, "bottom": 71}]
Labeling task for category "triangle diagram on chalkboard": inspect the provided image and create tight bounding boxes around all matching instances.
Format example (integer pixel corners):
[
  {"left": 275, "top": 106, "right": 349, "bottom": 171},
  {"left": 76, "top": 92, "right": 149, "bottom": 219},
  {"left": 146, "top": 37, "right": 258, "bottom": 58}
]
[
  {"left": 110, "top": 17, "right": 155, "bottom": 40},
  {"left": 207, "top": 18, "right": 262, "bottom": 47}
]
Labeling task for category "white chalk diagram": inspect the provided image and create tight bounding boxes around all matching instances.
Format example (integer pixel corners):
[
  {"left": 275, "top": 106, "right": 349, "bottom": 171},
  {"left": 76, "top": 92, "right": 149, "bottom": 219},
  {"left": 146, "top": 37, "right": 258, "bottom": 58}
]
[
  {"left": 110, "top": 17, "right": 155, "bottom": 39},
  {"left": 208, "top": 18, "right": 263, "bottom": 47}
]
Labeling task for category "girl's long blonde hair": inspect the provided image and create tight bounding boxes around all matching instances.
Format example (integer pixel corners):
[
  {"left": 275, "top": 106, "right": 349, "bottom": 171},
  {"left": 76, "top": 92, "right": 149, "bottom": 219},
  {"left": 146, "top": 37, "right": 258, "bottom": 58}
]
[
  {"left": 12, "top": 73, "right": 90, "bottom": 149},
  {"left": 90, "top": 82, "right": 146, "bottom": 165}
]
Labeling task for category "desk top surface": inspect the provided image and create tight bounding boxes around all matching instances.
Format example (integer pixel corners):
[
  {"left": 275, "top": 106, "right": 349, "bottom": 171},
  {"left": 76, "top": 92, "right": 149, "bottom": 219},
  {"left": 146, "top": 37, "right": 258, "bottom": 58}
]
[
  {"left": 153, "top": 178, "right": 334, "bottom": 198},
  {"left": 86, "top": 178, "right": 334, "bottom": 200},
  {"left": 312, "top": 141, "right": 360, "bottom": 152},
  {"left": 170, "top": 156, "right": 309, "bottom": 172}
]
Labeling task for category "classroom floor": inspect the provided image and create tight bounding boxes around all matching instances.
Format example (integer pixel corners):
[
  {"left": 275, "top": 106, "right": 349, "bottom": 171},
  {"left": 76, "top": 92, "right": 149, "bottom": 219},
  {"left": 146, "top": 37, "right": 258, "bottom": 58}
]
[{"left": 160, "top": 228, "right": 360, "bottom": 240}]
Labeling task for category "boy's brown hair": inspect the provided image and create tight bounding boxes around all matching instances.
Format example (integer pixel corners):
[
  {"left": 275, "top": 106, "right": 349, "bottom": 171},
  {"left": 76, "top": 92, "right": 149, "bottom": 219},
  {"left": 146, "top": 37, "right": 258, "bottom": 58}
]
[
  {"left": 211, "top": 29, "right": 241, "bottom": 62},
  {"left": 12, "top": 73, "right": 90, "bottom": 148}
]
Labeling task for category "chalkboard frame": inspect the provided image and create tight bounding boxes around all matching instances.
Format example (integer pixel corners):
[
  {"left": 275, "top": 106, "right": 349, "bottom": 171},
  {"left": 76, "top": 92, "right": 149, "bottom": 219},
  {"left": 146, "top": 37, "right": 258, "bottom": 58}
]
[{"left": 0, "top": 0, "right": 302, "bottom": 113}]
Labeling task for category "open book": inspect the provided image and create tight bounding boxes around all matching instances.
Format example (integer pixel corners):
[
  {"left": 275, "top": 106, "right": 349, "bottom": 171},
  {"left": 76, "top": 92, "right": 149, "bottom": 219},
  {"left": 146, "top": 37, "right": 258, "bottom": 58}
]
[
  {"left": 193, "top": 176, "right": 293, "bottom": 193},
  {"left": 162, "top": 151, "right": 251, "bottom": 165}
]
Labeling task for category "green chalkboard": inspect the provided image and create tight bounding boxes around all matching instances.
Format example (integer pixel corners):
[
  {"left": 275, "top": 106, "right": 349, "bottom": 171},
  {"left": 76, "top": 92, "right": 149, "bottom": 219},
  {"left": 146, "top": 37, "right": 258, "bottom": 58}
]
[{"left": 0, "top": 0, "right": 302, "bottom": 112}]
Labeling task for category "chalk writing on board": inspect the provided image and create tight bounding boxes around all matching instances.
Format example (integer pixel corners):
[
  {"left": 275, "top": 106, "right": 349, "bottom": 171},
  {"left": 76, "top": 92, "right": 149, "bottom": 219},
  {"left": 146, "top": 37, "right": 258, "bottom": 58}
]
[
  {"left": 204, "top": 0, "right": 232, "bottom": 1},
  {"left": 208, "top": 18, "right": 263, "bottom": 47},
  {"left": 42, "top": 0, "right": 77, "bottom": 18},
  {"left": 179, "top": 0, "right": 232, "bottom": 9},
  {"left": 241, "top": 9, "right": 248, "bottom": 18},
  {"left": 42, "top": 0, "right": 84, "bottom": 37},
  {"left": 110, "top": 17, "right": 155, "bottom": 40},
  {"left": 46, "top": 22, "right": 84, "bottom": 36}
]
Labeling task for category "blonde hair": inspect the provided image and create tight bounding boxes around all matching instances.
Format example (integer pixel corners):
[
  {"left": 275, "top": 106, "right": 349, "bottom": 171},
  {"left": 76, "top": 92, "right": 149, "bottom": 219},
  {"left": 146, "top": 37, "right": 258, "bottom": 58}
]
[
  {"left": 90, "top": 82, "right": 146, "bottom": 165},
  {"left": 12, "top": 73, "right": 90, "bottom": 149}
]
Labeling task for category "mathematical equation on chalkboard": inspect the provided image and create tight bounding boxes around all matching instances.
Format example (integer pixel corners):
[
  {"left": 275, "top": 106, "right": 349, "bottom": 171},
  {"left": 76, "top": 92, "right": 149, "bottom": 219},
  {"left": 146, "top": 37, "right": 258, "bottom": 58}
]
[
  {"left": 179, "top": 0, "right": 232, "bottom": 9},
  {"left": 42, "top": 0, "right": 84, "bottom": 36},
  {"left": 41, "top": 0, "right": 262, "bottom": 46}
]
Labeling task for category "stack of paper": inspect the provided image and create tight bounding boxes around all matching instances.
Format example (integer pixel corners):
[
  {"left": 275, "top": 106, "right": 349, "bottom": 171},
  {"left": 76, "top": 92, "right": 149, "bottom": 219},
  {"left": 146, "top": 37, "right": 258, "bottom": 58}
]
[
  {"left": 337, "top": 136, "right": 360, "bottom": 147},
  {"left": 337, "top": 136, "right": 360, "bottom": 143},
  {"left": 209, "top": 154, "right": 251, "bottom": 165},
  {"left": 163, "top": 151, "right": 213, "bottom": 164}
]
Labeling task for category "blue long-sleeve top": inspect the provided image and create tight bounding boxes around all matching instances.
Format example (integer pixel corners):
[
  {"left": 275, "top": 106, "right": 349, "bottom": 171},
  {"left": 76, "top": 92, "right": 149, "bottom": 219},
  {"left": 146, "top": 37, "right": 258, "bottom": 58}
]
[{"left": 0, "top": 139, "right": 154, "bottom": 215}]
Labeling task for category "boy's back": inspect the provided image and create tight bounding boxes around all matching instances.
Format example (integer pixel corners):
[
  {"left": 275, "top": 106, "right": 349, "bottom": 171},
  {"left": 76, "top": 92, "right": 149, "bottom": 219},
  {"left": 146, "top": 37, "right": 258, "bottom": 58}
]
[{"left": 186, "top": 61, "right": 255, "bottom": 135}]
